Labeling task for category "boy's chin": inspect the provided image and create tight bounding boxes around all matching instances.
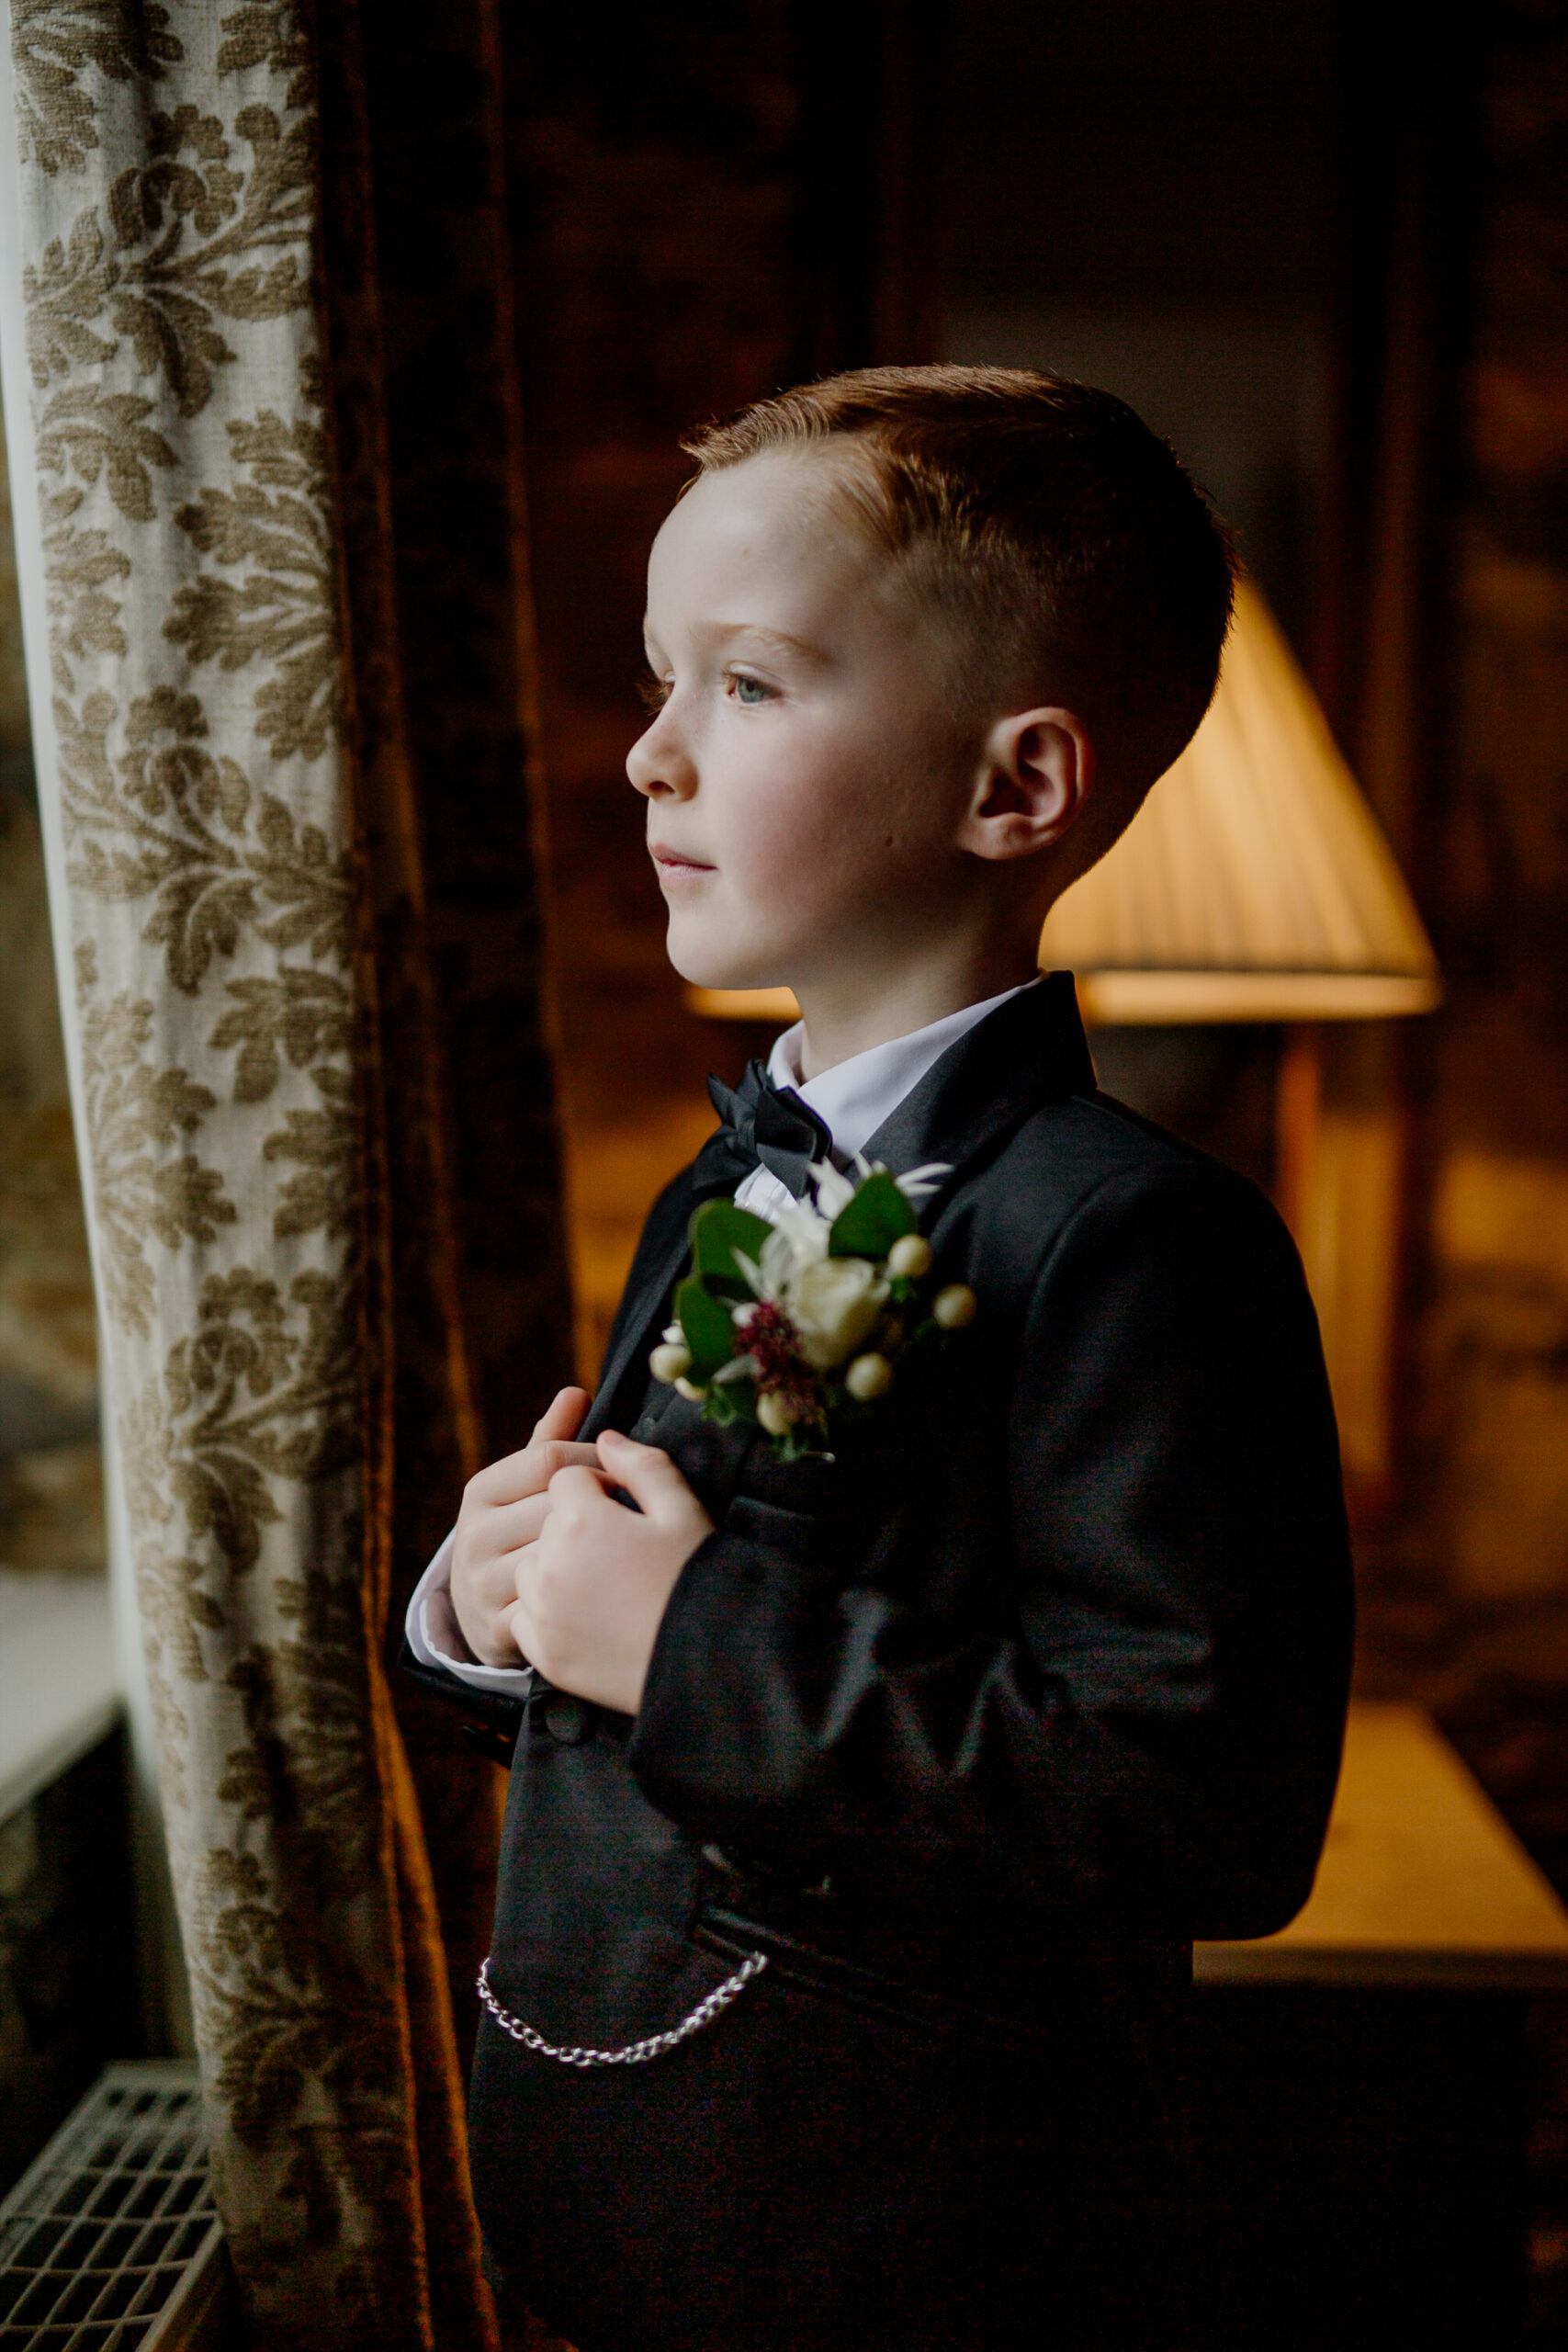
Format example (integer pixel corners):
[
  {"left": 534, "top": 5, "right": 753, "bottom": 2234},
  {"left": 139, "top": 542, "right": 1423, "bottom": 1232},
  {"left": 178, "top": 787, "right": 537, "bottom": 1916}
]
[{"left": 666, "top": 930, "right": 790, "bottom": 997}]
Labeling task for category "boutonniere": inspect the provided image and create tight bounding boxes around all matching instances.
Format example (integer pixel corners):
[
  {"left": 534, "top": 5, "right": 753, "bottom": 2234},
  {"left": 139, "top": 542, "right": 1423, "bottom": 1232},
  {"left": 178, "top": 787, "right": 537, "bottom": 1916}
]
[{"left": 648, "top": 1159, "right": 976, "bottom": 1461}]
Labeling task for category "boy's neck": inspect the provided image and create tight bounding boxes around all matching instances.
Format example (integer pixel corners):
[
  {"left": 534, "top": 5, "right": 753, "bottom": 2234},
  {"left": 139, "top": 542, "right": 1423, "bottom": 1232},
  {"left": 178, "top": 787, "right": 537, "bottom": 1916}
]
[{"left": 791, "top": 944, "right": 1043, "bottom": 1080}]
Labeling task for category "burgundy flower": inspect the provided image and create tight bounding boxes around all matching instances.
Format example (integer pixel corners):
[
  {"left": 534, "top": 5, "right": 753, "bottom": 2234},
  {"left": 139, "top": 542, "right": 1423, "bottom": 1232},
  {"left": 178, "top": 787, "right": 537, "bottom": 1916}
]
[{"left": 740, "top": 1301, "right": 820, "bottom": 1418}]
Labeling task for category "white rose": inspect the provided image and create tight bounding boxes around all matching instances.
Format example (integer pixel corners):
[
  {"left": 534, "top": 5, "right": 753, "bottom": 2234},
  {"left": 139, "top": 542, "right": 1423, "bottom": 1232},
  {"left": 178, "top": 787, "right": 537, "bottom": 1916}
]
[{"left": 786, "top": 1255, "right": 888, "bottom": 1369}]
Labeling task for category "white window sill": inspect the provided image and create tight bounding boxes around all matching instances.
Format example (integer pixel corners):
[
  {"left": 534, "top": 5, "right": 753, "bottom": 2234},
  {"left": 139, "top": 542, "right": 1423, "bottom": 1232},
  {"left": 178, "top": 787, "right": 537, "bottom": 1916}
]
[{"left": 0, "top": 1567, "right": 119, "bottom": 1822}]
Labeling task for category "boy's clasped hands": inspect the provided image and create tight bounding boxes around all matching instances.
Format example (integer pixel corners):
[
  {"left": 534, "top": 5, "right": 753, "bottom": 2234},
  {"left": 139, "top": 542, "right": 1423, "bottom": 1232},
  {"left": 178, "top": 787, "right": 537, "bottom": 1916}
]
[{"left": 449, "top": 1386, "right": 714, "bottom": 1715}]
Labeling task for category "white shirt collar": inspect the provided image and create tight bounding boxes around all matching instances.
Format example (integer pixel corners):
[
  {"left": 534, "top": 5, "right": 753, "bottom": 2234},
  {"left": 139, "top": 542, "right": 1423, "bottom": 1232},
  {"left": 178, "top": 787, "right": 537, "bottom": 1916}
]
[
  {"left": 764, "top": 978, "right": 1038, "bottom": 1162},
  {"left": 728, "top": 981, "right": 1039, "bottom": 1227}
]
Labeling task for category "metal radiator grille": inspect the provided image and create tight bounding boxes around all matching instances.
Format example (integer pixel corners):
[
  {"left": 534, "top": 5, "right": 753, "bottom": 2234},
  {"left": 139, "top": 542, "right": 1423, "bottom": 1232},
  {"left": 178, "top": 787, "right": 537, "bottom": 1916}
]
[{"left": 0, "top": 2064, "right": 229, "bottom": 2350}]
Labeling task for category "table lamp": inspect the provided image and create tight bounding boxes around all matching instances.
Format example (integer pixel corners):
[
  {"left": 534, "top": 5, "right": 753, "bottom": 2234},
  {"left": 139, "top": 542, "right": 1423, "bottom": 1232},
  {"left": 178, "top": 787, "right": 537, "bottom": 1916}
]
[{"left": 1037, "top": 578, "right": 1438, "bottom": 1023}]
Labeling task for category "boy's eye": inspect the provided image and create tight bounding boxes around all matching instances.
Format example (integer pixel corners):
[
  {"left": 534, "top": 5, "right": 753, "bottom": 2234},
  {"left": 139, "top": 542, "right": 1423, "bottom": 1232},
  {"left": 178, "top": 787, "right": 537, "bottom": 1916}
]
[
  {"left": 729, "top": 673, "right": 771, "bottom": 706},
  {"left": 637, "top": 671, "right": 671, "bottom": 715}
]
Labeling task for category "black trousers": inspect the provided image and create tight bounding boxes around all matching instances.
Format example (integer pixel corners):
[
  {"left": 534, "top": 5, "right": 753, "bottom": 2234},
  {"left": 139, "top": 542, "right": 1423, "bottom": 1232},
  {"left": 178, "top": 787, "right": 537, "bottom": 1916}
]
[{"left": 469, "top": 1963, "right": 1185, "bottom": 2352}]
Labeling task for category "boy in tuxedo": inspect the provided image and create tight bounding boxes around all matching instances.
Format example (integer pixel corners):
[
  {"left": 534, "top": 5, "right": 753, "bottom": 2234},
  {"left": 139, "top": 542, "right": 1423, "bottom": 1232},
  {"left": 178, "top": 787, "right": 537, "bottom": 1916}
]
[{"left": 404, "top": 366, "right": 1353, "bottom": 2350}]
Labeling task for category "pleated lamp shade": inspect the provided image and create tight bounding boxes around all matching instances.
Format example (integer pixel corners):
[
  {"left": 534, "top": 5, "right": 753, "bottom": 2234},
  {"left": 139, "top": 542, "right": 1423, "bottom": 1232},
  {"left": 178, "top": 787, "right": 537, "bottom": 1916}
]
[
  {"left": 1048, "top": 578, "right": 1439, "bottom": 1023},
  {"left": 684, "top": 576, "right": 1438, "bottom": 1028}
]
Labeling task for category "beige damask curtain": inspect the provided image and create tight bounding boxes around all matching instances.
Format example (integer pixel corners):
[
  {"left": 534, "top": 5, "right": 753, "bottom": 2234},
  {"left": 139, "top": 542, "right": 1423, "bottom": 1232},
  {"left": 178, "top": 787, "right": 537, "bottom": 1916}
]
[{"left": 0, "top": 3, "right": 572, "bottom": 2345}]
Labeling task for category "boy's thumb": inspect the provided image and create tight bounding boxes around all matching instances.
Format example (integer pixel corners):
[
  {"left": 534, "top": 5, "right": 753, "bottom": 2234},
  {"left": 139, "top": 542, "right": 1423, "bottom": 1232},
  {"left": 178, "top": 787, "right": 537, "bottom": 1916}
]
[{"left": 597, "top": 1429, "right": 683, "bottom": 1520}]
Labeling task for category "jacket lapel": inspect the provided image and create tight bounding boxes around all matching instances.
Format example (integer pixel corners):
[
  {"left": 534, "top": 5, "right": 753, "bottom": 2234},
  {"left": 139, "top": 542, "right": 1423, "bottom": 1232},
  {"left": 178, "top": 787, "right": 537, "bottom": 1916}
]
[
  {"left": 583, "top": 1202, "right": 691, "bottom": 1442},
  {"left": 583, "top": 1148, "right": 750, "bottom": 1441},
  {"left": 859, "top": 970, "right": 1097, "bottom": 1207}
]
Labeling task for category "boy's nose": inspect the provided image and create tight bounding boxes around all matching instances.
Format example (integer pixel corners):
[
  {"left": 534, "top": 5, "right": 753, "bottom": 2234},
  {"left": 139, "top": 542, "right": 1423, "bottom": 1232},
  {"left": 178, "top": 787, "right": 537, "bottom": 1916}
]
[{"left": 626, "top": 719, "right": 694, "bottom": 800}]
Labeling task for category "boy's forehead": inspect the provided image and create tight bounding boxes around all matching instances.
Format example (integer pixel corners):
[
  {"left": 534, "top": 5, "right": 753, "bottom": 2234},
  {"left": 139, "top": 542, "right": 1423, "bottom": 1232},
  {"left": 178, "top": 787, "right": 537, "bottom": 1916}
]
[
  {"left": 658, "top": 449, "right": 848, "bottom": 562},
  {"left": 647, "top": 449, "right": 895, "bottom": 636}
]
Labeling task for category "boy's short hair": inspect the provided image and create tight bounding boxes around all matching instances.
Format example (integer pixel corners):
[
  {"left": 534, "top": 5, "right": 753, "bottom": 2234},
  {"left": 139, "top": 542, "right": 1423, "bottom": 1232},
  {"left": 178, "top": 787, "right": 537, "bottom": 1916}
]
[{"left": 683, "top": 364, "right": 1237, "bottom": 856}]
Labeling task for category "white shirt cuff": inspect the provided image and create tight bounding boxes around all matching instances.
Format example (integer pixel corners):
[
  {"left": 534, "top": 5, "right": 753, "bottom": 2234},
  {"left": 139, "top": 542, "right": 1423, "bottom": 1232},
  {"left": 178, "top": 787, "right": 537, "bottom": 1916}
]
[{"left": 404, "top": 1528, "right": 536, "bottom": 1695}]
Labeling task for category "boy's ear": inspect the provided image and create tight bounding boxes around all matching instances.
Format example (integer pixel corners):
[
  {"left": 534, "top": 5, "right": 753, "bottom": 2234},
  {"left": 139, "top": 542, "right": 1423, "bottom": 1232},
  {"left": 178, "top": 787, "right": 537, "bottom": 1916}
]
[{"left": 958, "top": 707, "right": 1095, "bottom": 863}]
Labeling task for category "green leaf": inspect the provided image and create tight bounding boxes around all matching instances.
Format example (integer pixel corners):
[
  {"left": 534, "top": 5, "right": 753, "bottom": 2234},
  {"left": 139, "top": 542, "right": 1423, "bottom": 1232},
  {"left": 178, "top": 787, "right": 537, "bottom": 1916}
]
[
  {"left": 690, "top": 1198, "right": 774, "bottom": 1295},
  {"left": 829, "top": 1170, "right": 918, "bottom": 1260},
  {"left": 770, "top": 1419, "right": 829, "bottom": 1463},
  {"left": 704, "top": 1382, "right": 739, "bottom": 1426},
  {"left": 707, "top": 1375, "right": 760, "bottom": 1426},
  {"left": 675, "top": 1275, "right": 740, "bottom": 1377}
]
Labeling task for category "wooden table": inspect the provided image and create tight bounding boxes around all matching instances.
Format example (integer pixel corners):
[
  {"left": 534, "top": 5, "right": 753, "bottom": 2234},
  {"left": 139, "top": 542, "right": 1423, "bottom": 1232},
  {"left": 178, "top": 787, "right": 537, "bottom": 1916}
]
[
  {"left": 1186, "top": 1703, "right": 1568, "bottom": 2346},
  {"left": 1198, "top": 1701, "right": 1568, "bottom": 1990}
]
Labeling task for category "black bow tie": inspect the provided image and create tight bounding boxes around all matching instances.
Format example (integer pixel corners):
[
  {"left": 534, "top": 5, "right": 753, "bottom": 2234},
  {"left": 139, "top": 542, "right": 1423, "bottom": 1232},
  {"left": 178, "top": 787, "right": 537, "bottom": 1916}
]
[{"left": 694, "top": 1061, "right": 839, "bottom": 1200}]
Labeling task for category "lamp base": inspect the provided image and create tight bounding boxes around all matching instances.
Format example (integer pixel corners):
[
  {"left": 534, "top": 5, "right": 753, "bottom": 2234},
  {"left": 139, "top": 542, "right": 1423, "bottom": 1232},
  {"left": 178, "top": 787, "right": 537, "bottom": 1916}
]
[{"left": 1274, "top": 1022, "right": 1405, "bottom": 1521}]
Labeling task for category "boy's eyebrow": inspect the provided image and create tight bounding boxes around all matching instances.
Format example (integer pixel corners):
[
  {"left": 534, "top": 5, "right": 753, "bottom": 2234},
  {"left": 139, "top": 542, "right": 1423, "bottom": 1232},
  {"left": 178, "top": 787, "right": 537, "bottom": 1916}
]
[
  {"left": 709, "top": 621, "right": 829, "bottom": 664},
  {"left": 641, "top": 617, "right": 830, "bottom": 667}
]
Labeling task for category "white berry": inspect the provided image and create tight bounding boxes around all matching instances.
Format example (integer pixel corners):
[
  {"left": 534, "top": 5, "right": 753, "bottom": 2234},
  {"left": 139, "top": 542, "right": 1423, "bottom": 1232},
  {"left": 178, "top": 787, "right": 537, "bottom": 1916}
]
[
  {"left": 650, "top": 1340, "right": 693, "bottom": 1384},
  {"left": 887, "top": 1234, "right": 932, "bottom": 1280},
  {"left": 845, "top": 1351, "right": 894, "bottom": 1400},
  {"left": 932, "top": 1283, "right": 976, "bottom": 1329},
  {"left": 757, "top": 1390, "right": 799, "bottom": 1436}
]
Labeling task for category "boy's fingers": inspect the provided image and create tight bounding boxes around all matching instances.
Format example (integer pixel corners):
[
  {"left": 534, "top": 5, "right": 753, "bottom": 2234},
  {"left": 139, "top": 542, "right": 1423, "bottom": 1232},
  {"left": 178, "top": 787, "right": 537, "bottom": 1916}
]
[
  {"left": 533, "top": 1439, "right": 602, "bottom": 1483},
  {"left": 594, "top": 1430, "right": 700, "bottom": 1527},
  {"left": 529, "top": 1385, "right": 592, "bottom": 1446},
  {"left": 466, "top": 1443, "right": 546, "bottom": 1504},
  {"left": 499, "top": 1592, "right": 538, "bottom": 1665},
  {"left": 509, "top": 1538, "right": 538, "bottom": 1603},
  {"left": 467, "top": 1435, "right": 599, "bottom": 1506},
  {"left": 547, "top": 1464, "right": 612, "bottom": 1512},
  {"left": 483, "top": 1486, "right": 559, "bottom": 1557}
]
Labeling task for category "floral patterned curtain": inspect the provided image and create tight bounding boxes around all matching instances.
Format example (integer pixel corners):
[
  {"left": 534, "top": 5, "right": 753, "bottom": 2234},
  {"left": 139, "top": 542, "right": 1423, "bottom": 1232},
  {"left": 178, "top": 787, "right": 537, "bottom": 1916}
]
[{"left": 0, "top": 2, "right": 571, "bottom": 2344}]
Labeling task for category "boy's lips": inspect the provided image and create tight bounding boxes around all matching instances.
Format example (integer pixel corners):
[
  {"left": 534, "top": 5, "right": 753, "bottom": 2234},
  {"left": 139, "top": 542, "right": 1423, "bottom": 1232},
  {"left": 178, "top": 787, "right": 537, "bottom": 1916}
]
[{"left": 649, "top": 843, "right": 715, "bottom": 877}]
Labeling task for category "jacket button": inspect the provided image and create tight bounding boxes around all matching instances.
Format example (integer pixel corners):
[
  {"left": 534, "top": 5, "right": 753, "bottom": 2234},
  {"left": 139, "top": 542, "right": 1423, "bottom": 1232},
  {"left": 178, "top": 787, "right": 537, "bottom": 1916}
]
[{"left": 543, "top": 1692, "right": 592, "bottom": 1745}]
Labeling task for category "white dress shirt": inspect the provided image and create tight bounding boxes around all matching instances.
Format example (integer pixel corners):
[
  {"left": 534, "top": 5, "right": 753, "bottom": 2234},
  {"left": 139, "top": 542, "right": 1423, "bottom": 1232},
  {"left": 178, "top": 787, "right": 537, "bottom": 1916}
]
[{"left": 403, "top": 978, "right": 1038, "bottom": 1690}]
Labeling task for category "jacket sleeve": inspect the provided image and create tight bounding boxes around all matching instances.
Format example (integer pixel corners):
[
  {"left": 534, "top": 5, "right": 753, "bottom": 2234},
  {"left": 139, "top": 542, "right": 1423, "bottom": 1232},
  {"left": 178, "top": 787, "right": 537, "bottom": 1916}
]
[{"left": 625, "top": 1159, "right": 1354, "bottom": 1939}]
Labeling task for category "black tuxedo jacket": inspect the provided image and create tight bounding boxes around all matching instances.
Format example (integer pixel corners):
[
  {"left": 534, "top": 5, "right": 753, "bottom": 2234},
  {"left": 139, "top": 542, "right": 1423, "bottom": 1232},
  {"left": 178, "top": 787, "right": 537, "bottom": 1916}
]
[{"left": 414, "top": 976, "right": 1352, "bottom": 2059}]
